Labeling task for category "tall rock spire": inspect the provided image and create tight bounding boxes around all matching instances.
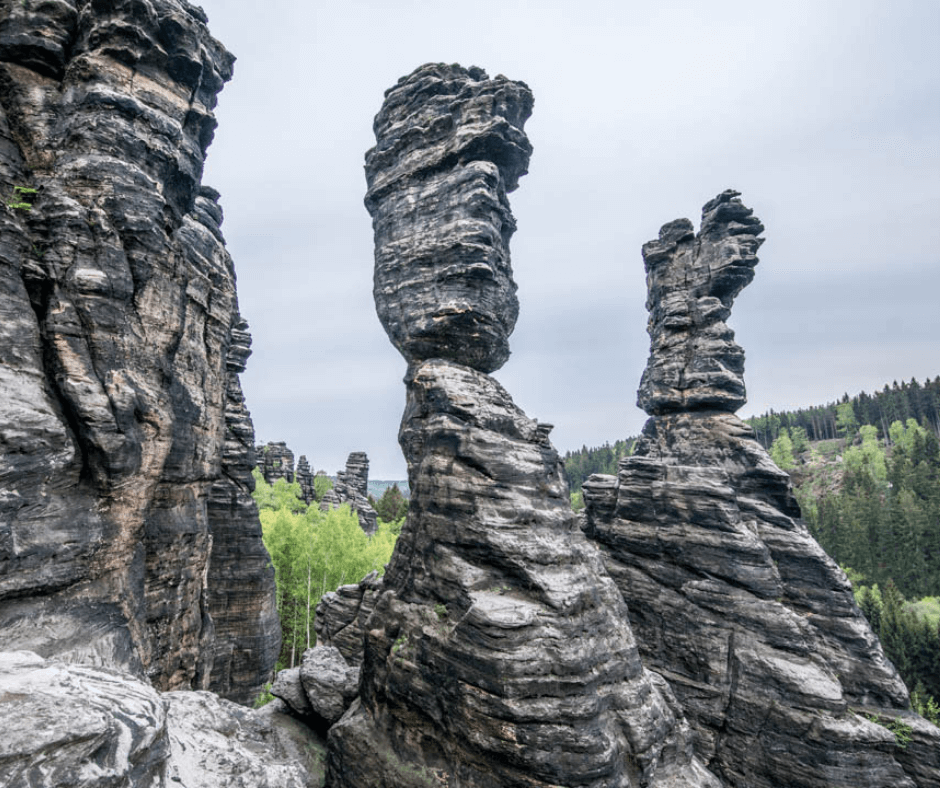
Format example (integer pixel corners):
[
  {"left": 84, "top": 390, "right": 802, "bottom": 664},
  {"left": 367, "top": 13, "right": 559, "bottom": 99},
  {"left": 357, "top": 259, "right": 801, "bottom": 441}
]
[
  {"left": 637, "top": 189, "right": 764, "bottom": 415},
  {"left": 326, "top": 63, "right": 719, "bottom": 787},
  {"left": 584, "top": 192, "right": 940, "bottom": 787}
]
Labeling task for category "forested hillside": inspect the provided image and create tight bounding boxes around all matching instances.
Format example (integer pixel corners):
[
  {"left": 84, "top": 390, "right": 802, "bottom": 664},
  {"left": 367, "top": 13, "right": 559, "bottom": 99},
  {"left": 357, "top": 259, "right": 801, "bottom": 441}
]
[
  {"left": 563, "top": 438, "right": 636, "bottom": 493},
  {"left": 746, "top": 376, "right": 940, "bottom": 447}
]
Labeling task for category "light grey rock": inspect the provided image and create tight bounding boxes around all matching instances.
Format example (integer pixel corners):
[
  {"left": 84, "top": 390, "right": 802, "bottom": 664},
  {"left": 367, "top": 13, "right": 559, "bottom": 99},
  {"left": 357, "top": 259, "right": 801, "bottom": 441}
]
[
  {"left": 315, "top": 571, "right": 383, "bottom": 668},
  {"left": 583, "top": 191, "right": 940, "bottom": 788},
  {"left": 271, "top": 666, "right": 313, "bottom": 717},
  {"left": 299, "top": 645, "right": 360, "bottom": 726},
  {"left": 0, "top": 651, "right": 312, "bottom": 788}
]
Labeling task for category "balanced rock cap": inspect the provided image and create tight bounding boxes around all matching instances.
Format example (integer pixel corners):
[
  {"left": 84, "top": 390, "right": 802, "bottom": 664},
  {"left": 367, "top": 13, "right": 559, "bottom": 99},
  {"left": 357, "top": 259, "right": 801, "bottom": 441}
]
[{"left": 365, "top": 63, "right": 534, "bottom": 373}]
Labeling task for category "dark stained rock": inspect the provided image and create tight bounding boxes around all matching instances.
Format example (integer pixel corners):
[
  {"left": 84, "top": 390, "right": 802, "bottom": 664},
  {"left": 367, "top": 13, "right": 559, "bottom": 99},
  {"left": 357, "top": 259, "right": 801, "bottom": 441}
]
[
  {"left": 259, "top": 440, "right": 296, "bottom": 485},
  {"left": 315, "top": 571, "right": 383, "bottom": 668},
  {"left": 583, "top": 191, "right": 940, "bottom": 788},
  {"left": 365, "top": 63, "right": 533, "bottom": 374},
  {"left": 205, "top": 318, "right": 280, "bottom": 704},
  {"left": 320, "top": 451, "right": 379, "bottom": 535},
  {"left": 0, "top": 1, "right": 277, "bottom": 700},
  {"left": 638, "top": 190, "right": 764, "bottom": 415},
  {"left": 326, "top": 63, "right": 719, "bottom": 788},
  {"left": 296, "top": 454, "right": 316, "bottom": 504}
]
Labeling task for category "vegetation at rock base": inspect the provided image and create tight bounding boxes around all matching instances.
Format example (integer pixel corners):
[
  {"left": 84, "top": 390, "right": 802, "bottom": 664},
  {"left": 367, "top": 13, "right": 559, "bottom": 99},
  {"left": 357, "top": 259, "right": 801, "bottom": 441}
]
[
  {"left": 252, "top": 469, "right": 400, "bottom": 668},
  {"left": 374, "top": 482, "right": 409, "bottom": 523}
]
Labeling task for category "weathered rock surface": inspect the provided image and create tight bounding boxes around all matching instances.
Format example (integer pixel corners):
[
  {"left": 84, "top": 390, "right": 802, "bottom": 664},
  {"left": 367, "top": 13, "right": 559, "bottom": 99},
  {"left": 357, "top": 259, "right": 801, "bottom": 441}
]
[
  {"left": 0, "top": 0, "right": 278, "bottom": 699},
  {"left": 365, "top": 62, "right": 532, "bottom": 374},
  {"left": 320, "top": 451, "right": 378, "bottom": 535},
  {"left": 296, "top": 454, "right": 316, "bottom": 503},
  {"left": 272, "top": 644, "right": 360, "bottom": 727},
  {"left": 326, "top": 63, "right": 720, "bottom": 788},
  {"left": 0, "top": 650, "right": 315, "bottom": 788},
  {"left": 583, "top": 191, "right": 940, "bottom": 787},
  {"left": 259, "top": 440, "right": 296, "bottom": 485},
  {"left": 315, "top": 571, "right": 383, "bottom": 668}
]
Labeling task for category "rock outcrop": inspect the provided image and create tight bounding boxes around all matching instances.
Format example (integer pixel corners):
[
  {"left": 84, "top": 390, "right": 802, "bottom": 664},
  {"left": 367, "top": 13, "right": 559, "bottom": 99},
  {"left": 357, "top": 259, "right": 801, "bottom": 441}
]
[
  {"left": 326, "top": 62, "right": 719, "bottom": 788},
  {"left": 0, "top": 0, "right": 277, "bottom": 700},
  {"left": 583, "top": 190, "right": 940, "bottom": 787},
  {"left": 259, "top": 440, "right": 296, "bottom": 485},
  {"left": 0, "top": 650, "right": 317, "bottom": 788},
  {"left": 320, "top": 451, "right": 378, "bottom": 535},
  {"left": 296, "top": 453, "right": 316, "bottom": 503}
]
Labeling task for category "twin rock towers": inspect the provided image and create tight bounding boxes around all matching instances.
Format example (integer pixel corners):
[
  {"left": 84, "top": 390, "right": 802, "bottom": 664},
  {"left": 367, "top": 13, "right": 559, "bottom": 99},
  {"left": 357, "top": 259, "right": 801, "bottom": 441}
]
[{"left": 318, "top": 64, "right": 939, "bottom": 787}]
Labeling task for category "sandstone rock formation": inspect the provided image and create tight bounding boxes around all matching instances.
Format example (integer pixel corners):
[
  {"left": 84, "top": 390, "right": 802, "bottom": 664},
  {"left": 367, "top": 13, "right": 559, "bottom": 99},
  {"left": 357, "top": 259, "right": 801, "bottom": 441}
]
[
  {"left": 0, "top": 0, "right": 277, "bottom": 700},
  {"left": 259, "top": 440, "right": 296, "bottom": 484},
  {"left": 0, "top": 650, "right": 316, "bottom": 788},
  {"left": 583, "top": 190, "right": 940, "bottom": 787},
  {"left": 320, "top": 451, "right": 378, "bottom": 535},
  {"left": 326, "top": 62, "right": 719, "bottom": 788},
  {"left": 296, "top": 453, "right": 316, "bottom": 503}
]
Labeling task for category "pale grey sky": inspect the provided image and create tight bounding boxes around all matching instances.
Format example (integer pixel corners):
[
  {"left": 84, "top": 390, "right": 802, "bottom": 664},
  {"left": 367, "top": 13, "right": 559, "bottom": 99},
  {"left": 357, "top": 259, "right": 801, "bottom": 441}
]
[{"left": 196, "top": 0, "right": 940, "bottom": 479}]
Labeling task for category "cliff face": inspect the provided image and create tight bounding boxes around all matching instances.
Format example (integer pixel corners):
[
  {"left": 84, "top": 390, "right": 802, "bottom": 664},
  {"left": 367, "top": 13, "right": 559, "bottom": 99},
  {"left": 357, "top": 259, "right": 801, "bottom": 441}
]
[
  {"left": 326, "top": 63, "right": 719, "bottom": 788},
  {"left": 0, "top": 0, "right": 278, "bottom": 701},
  {"left": 583, "top": 191, "right": 940, "bottom": 787}
]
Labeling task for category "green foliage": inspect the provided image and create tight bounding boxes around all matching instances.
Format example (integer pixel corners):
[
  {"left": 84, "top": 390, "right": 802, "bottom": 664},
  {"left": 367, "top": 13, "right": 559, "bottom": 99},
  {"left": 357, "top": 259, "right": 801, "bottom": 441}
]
[
  {"left": 564, "top": 438, "right": 636, "bottom": 493},
  {"left": 313, "top": 472, "right": 333, "bottom": 501},
  {"left": 836, "top": 402, "right": 859, "bottom": 441},
  {"left": 252, "top": 682, "right": 275, "bottom": 708},
  {"left": 746, "top": 377, "right": 940, "bottom": 448},
  {"left": 375, "top": 483, "right": 408, "bottom": 523},
  {"left": 5, "top": 185, "right": 37, "bottom": 212},
  {"left": 252, "top": 466, "right": 398, "bottom": 668},
  {"left": 252, "top": 468, "right": 307, "bottom": 513},
  {"left": 570, "top": 491, "right": 585, "bottom": 511},
  {"left": 770, "top": 429, "right": 795, "bottom": 470}
]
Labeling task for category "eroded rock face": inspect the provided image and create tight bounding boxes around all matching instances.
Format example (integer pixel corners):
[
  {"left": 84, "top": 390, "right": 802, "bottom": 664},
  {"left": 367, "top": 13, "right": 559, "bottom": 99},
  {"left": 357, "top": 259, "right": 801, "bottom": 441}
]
[
  {"left": 583, "top": 192, "right": 940, "bottom": 788},
  {"left": 326, "top": 62, "right": 719, "bottom": 788},
  {"left": 259, "top": 440, "right": 296, "bottom": 485},
  {"left": 0, "top": 0, "right": 278, "bottom": 699},
  {"left": 365, "top": 63, "right": 532, "bottom": 374},
  {"left": 296, "top": 454, "right": 315, "bottom": 504},
  {"left": 0, "top": 651, "right": 314, "bottom": 788},
  {"left": 320, "top": 451, "right": 378, "bottom": 535}
]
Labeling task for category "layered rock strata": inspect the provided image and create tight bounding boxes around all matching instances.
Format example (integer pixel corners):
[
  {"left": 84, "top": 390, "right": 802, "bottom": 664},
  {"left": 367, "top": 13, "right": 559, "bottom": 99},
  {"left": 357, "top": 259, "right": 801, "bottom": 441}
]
[
  {"left": 326, "top": 62, "right": 719, "bottom": 788},
  {"left": 320, "top": 451, "right": 378, "bottom": 535},
  {"left": 583, "top": 191, "right": 940, "bottom": 787},
  {"left": 0, "top": 0, "right": 277, "bottom": 699},
  {"left": 259, "top": 440, "right": 296, "bottom": 484},
  {"left": 0, "top": 651, "right": 316, "bottom": 788},
  {"left": 296, "top": 454, "right": 316, "bottom": 503}
]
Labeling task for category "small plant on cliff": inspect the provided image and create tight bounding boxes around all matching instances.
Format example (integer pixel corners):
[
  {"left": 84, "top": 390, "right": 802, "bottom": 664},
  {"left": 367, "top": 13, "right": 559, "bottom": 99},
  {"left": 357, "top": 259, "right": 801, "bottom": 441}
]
[
  {"left": 252, "top": 682, "right": 275, "bottom": 708},
  {"left": 5, "top": 185, "right": 37, "bottom": 212}
]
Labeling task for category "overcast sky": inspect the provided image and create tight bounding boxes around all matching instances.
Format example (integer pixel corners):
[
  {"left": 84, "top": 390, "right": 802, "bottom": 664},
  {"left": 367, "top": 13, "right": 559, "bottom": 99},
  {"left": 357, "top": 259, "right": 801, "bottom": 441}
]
[{"left": 195, "top": 0, "right": 939, "bottom": 480}]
